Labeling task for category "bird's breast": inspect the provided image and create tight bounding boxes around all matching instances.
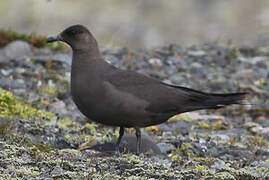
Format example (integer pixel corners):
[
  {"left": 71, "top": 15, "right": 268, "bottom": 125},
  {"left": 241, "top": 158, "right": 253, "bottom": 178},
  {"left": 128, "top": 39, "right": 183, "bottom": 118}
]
[{"left": 71, "top": 66, "right": 102, "bottom": 116}]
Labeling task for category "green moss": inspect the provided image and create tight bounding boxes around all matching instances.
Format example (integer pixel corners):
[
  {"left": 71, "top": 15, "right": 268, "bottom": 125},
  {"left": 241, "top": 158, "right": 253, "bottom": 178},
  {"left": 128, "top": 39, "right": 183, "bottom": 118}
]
[
  {"left": 249, "top": 135, "right": 268, "bottom": 147},
  {"left": 26, "top": 141, "right": 53, "bottom": 153},
  {"left": 0, "top": 28, "right": 66, "bottom": 50},
  {"left": 40, "top": 98, "right": 50, "bottom": 106},
  {"left": 259, "top": 78, "right": 266, "bottom": 86},
  {"left": 58, "top": 118, "right": 75, "bottom": 128},
  {"left": 0, "top": 88, "right": 54, "bottom": 120},
  {"left": 167, "top": 114, "right": 191, "bottom": 123},
  {"left": 215, "top": 171, "right": 236, "bottom": 180},
  {"left": 225, "top": 48, "right": 239, "bottom": 60},
  {"left": 212, "top": 120, "right": 231, "bottom": 130},
  {"left": 43, "top": 86, "right": 57, "bottom": 95},
  {"left": 102, "top": 128, "right": 115, "bottom": 142},
  {"left": 195, "top": 165, "right": 208, "bottom": 171},
  {"left": 0, "top": 174, "right": 12, "bottom": 178},
  {"left": 194, "top": 157, "right": 205, "bottom": 162},
  {"left": 81, "top": 123, "right": 98, "bottom": 134},
  {"left": 197, "top": 132, "right": 211, "bottom": 138},
  {"left": 197, "top": 120, "right": 211, "bottom": 129},
  {"left": 171, "top": 154, "right": 181, "bottom": 161},
  {"left": 16, "top": 167, "right": 40, "bottom": 177},
  {"left": 180, "top": 142, "right": 192, "bottom": 151}
]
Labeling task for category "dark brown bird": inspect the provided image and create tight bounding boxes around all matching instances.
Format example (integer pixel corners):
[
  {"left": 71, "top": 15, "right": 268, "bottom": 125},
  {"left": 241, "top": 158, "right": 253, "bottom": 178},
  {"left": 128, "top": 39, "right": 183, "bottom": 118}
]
[{"left": 47, "top": 25, "right": 246, "bottom": 155}]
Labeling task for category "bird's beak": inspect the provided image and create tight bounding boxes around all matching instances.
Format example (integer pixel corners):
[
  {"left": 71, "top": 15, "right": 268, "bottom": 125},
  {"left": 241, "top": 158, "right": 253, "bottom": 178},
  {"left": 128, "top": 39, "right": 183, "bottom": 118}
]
[{"left": 47, "top": 34, "right": 63, "bottom": 43}]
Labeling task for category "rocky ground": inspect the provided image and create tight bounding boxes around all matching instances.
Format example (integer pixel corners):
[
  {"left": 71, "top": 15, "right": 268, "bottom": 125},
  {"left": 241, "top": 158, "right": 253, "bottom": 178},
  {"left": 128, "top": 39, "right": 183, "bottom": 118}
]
[{"left": 0, "top": 40, "right": 269, "bottom": 179}]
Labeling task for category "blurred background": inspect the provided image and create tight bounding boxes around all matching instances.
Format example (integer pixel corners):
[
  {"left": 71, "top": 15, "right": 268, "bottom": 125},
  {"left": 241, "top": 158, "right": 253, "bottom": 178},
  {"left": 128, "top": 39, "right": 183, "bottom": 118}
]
[{"left": 1, "top": 0, "right": 269, "bottom": 48}]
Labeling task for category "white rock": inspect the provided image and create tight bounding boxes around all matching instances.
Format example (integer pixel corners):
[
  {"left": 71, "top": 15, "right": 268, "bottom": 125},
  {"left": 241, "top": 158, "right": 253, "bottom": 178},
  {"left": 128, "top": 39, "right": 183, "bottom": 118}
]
[
  {"left": 148, "top": 58, "right": 163, "bottom": 67},
  {"left": 188, "top": 50, "right": 206, "bottom": 57},
  {"left": 3, "top": 40, "right": 32, "bottom": 60}
]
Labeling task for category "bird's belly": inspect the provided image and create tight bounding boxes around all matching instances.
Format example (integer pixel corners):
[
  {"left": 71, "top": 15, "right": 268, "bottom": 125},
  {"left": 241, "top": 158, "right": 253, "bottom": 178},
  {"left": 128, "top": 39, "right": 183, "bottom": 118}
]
[
  {"left": 88, "top": 104, "right": 149, "bottom": 128},
  {"left": 73, "top": 95, "right": 173, "bottom": 128},
  {"left": 72, "top": 93, "right": 153, "bottom": 128}
]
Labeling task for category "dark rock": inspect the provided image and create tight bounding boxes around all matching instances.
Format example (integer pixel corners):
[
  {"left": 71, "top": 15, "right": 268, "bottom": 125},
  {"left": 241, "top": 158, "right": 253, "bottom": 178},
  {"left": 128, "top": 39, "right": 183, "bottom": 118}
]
[
  {"left": 189, "top": 62, "right": 206, "bottom": 77},
  {"left": 88, "top": 134, "right": 163, "bottom": 155},
  {"left": 48, "top": 101, "right": 67, "bottom": 115},
  {"left": 55, "top": 137, "right": 78, "bottom": 149},
  {"left": 0, "top": 78, "right": 26, "bottom": 89},
  {"left": 50, "top": 166, "right": 64, "bottom": 177},
  {"left": 105, "top": 55, "right": 121, "bottom": 67},
  {"left": 169, "top": 73, "right": 185, "bottom": 84},
  {"left": 157, "top": 142, "right": 176, "bottom": 154}
]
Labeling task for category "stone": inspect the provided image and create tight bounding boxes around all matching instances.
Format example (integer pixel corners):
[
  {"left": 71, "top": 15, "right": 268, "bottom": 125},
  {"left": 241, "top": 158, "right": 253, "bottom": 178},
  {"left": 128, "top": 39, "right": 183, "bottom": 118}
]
[
  {"left": 89, "top": 134, "right": 163, "bottom": 155},
  {"left": 169, "top": 73, "right": 185, "bottom": 84},
  {"left": 50, "top": 166, "right": 64, "bottom": 177},
  {"left": 157, "top": 142, "right": 176, "bottom": 154},
  {"left": 211, "top": 134, "right": 230, "bottom": 145},
  {"left": 148, "top": 58, "right": 163, "bottom": 67},
  {"left": 0, "top": 78, "right": 26, "bottom": 89},
  {"left": 48, "top": 101, "right": 67, "bottom": 115},
  {"left": 3, "top": 40, "right": 32, "bottom": 60},
  {"left": 188, "top": 50, "right": 206, "bottom": 57}
]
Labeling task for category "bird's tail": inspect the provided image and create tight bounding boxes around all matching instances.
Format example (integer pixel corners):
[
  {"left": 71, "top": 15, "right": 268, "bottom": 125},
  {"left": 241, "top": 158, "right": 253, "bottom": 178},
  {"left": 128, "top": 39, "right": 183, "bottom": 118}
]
[
  {"left": 173, "top": 86, "right": 248, "bottom": 111},
  {"left": 203, "top": 92, "right": 247, "bottom": 108}
]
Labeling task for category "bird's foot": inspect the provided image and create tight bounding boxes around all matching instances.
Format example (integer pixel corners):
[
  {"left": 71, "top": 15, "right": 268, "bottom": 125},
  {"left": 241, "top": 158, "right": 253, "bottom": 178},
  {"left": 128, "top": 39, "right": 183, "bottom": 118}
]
[
  {"left": 135, "top": 127, "right": 141, "bottom": 156},
  {"left": 115, "top": 143, "right": 121, "bottom": 153},
  {"left": 115, "top": 146, "right": 121, "bottom": 156},
  {"left": 115, "top": 127, "right": 124, "bottom": 155}
]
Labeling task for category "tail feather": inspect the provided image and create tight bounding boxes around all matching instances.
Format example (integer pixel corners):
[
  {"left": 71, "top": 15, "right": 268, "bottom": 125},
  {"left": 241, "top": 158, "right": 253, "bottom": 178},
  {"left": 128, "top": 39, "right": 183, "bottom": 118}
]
[
  {"left": 204, "top": 92, "right": 247, "bottom": 108},
  {"left": 164, "top": 84, "right": 248, "bottom": 111},
  {"left": 173, "top": 85, "right": 248, "bottom": 110}
]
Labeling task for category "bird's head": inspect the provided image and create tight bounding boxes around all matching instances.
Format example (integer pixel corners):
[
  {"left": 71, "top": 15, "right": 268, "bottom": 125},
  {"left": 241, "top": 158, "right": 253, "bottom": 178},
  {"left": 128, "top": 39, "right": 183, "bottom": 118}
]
[{"left": 47, "top": 24, "right": 98, "bottom": 51}]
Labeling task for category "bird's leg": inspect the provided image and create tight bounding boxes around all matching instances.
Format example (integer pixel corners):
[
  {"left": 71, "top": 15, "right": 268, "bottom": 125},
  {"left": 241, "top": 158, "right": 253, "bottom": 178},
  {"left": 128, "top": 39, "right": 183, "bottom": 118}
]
[
  {"left": 135, "top": 127, "right": 141, "bottom": 155},
  {"left": 116, "top": 127, "right": 124, "bottom": 152}
]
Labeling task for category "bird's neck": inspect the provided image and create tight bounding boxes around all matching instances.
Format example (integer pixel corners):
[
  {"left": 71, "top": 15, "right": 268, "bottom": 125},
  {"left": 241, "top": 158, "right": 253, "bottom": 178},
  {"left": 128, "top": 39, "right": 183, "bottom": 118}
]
[
  {"left": 72, "top": 47, "right": 99, "bottom": 63},
  {"left": 71, "top": 48, "right": 110, "bottom": 72},
  {"left": 74, "top": 45, "right": 100, "bottom": 56}
]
